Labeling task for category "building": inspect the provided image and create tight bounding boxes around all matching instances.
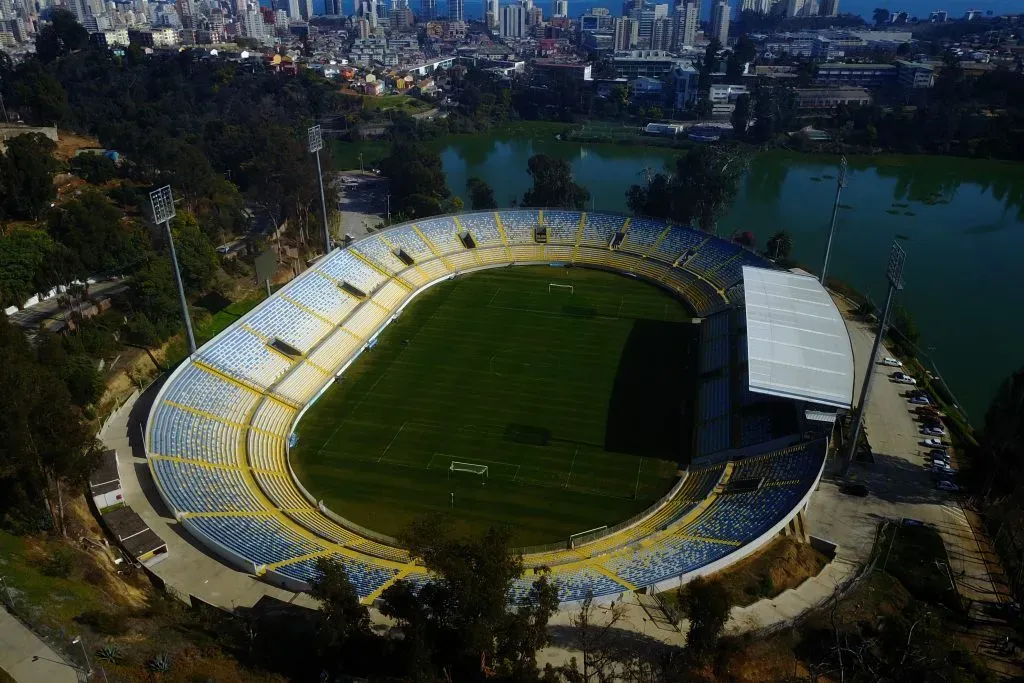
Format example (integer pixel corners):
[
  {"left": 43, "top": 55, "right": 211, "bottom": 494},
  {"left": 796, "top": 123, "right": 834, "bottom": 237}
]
[
  {"left": 89, "top": 450, "right": 123, "bottom": 511},
  {"left": 709, "top": 82, "right": 747, "bottom": 115},
  {"left": 785, "top": 0, "right": 817, "bottom": 16},
  {"left": 709, "top": 0, "right": 729, "bottom": 44},
  {"left": 672, "top": 0, "right": 699, "bottom": 49},
  {"left": 448, "top": 0, "right": 463, "bottom": 23},
  {"left": 612, "top": 50, "right": 686, "bottom": 80},
  {"left": 671, "top": 63, "right": 699, "bottom": 109},
  {"left": 793, "top": 86, "right": 872, "bottom": 112},
  {"left": 532, "top": 59, "right": 593, "bottom": 83},
  {"left": 651, "top": 16, "right": 672, "bottom": 50},
  {"left": 579, "top": 7, "right": 613, "bottom": 32},
  {"left": 91, "top": 27, "right": 129, "bottom": 47},
  {"left": 895, "top": 60, "right": 935, "bottom": 89},
  {"left": 820, "top": 0, "right": 838, "bottom": 16},
  {"left": 612, "top": 16, "right": 637, "bottom": 51},
  {"left": 813, "top": 63, "right": 896, "bottom": 88},
  {"left": 101, "top": 506, "right": 168, "bottom": 567},
  {"left": 741, "top": 0, "right": 771, "bottom": 11},
  {"left": 419, "top": 0, "right": 435, "bottom": 19},
  {"left": 553, "top": 0, "right": 567, "bottom": 17},
  {"left": 635, "top": 4, "right": 667, "bottom": 49},
  {"left": 499, "top": 3, "right": 526, "bottom": 37}
]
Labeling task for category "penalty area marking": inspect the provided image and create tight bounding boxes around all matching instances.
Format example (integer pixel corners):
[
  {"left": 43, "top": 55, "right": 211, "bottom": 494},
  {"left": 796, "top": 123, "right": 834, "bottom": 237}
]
[
  {"left": 564, "top": 445, "right": 579, "bottom": 488},
  {"left": 633, "top": 456, "right": 645, "bottom": 500}
]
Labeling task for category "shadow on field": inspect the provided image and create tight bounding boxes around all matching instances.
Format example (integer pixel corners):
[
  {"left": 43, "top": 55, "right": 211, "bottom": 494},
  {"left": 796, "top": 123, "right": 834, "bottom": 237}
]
[{"left": 604, "top": 319, "right": 697, "bottom": 464}]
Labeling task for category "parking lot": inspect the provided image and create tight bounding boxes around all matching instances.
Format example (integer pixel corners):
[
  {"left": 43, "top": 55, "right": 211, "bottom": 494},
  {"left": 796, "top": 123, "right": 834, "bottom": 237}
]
[{"left": 334, "top": 171, "right": 390, "bottom": 241}]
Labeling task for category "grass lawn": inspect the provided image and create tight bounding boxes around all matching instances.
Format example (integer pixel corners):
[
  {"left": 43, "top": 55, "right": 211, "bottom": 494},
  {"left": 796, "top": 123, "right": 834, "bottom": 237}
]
[
  {"left": 362, "top": 94, "right": 430, "bottom": 113},
  {"left": 292, "top": 266, "right": 696, "bottom": 546},
  {"left": 877, "top": 521, "right": 961, "bottom": 612}
]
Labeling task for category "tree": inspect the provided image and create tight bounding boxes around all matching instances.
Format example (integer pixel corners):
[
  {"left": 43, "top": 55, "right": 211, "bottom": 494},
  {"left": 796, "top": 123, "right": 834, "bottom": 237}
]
[
  {"left": 0, "top": 229, "right": 57, "bottom": 307},
  {"left": 170, "top": 212, "right": 219, "bottom": 296},
  {"left": 47, "top": 190, "right": 148, "bottom": 277},
  {"left": 731, "top": 93, "right": 752, "bottom": 136},
  {"left": 379, "top": 517, "right": 559, "bottom": 680},
  {"left": 522, "top": 154, "right": 590, "bottom": 209},
  {"left": 872, "top": 7, "right": 891, "bottom": 25},
  {"left": 11, "top": 61, "right": 69, "bottom": 124},
  {"left": 889, "top": 304, "right": 920, "bottom": 352},
  {"left": 681, "top": 576, "right": 730, "bottom": 657},
  {"left": 696, "top": 97, "right": 713, "bottom": 120},
  {"left": 626, "top": 145, "right": 749, "bottom": 232},
  {"left": 466, "top": 176, "right": 498, "bottom": 210},
  {"left": 765, "top": 230, "right": 793, "bottom": 260},
  {"left": 380, "top": 141, "right": 451, "bottom": 218},
  {"left": 35, "top": 8, "right": 88, "bottom": 63},
  {"left": 0, "top": 133, "right": 60, "bottom": 220},
  {"left": 308, "top": 557, "right": 380, "bottom": 677}
]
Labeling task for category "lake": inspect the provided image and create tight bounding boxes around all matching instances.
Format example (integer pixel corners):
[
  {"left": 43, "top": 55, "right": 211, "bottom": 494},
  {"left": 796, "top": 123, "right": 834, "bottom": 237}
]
[{"left": 439, "top": 132, "right": 1024, "bottom": 425}]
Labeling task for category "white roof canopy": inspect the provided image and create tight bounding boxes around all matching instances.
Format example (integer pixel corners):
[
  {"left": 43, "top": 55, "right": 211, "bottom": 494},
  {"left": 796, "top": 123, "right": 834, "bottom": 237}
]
[{"left": 742, "top": 266, "right": 855, "bottom": 410}]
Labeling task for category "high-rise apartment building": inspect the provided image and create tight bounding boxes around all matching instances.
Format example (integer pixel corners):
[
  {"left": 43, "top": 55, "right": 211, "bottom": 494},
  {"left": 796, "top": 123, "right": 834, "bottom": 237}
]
[
  {"left": 612, "top": 15, "right": 637, "bottom": 51},
  {"left": 709, "top": 0, "right": 729, "bottom": 43},
  {"left": 820, "top": 0, "right": 838, "bottom": 16},
  {"left": 420, "top": 0, "right": 435, "bottom": 19},
  {"left": 448, "top": 0, "right": 463, "bottom": 22},
  {"left": 486, "top": 0, "right": 498, "bottom": 27},
  {"left": 651, "top": 15, "right": 672, "bottom": 49},
  {"left": 671, "top": 0, "right": 698, "bottom": 48},
  {"left": 553, "top": 0, "right": 567, "bottom": 17},
  {"left": 636, "top": 3, "right": 667, "bottom": 49},
  {"left": 499, "top": 3, "right": 526, "bottom": 37}
]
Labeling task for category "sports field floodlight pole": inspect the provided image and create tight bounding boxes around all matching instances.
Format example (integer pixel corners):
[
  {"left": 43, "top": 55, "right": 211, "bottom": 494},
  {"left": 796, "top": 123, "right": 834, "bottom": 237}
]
[
  {"left": 308, "top": 125, "right": 332, "bottom": 254},
  {"left": 841, "top": 240, "right": 906, "bottom": 476},
  {"left": 819, "top": 156, "right": 848, "bottom": 285},
  {"left": 150, "top": 186, "right": 196, "bottom": 355}
]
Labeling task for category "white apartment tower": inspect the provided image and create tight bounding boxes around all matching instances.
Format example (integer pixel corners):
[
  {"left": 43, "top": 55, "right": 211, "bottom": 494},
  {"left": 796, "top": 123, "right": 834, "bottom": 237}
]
[
  {"left": 709, "top": 0, "right": 729, "bottom": 44},
  {"left": 553, "top": 0, "right": 568, "bottom": 16}
]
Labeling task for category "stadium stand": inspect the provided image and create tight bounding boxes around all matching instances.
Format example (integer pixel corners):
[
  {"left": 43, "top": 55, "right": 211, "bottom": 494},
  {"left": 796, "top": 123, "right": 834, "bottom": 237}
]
[{"left": 146, "top": 211, "right": 828, "bottom": 606}]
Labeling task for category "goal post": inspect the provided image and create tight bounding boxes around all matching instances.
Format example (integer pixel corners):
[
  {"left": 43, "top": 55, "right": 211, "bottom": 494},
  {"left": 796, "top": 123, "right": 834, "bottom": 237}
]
[
  {"left": 548, "top": 283, "right": 574, "bottom": 294},
  {"left": 449, "top": 461, "right": 488, "bottom": 484}
]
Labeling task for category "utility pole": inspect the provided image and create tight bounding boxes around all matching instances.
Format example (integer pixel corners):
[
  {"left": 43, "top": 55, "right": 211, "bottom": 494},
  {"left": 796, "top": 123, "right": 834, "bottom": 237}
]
[
  {"left": 71, "top": 635, "right": 93, "bottom": 678},
  {"left": 842, "top": 241, "right": 906, "bottom": 476},
  {"left": 819, "top": 156, "right": 848, "bottom": 286},
  {"left": 386, "top": 193, "right": 391, "bottom": 225},
  {"left": 308, "top": 125, "right": 332, "bottom": 255},
  {"left": 150, "top": 186, "right": 195, "bottom": 355}
]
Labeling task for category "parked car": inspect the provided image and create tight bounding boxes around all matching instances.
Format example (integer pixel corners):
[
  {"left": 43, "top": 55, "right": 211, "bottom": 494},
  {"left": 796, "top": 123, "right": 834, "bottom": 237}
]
[
  {"left": 882, "top": 357, "right": 902, "bottom": 367},
  {"left": 929, "top": 448, "right": 949, "bottom": 459},
  {"left": 923, "top": 426, "right": 946, "bottom": 437},
  {"left": 893, "top": 372, "right": 917, "bottom": 385},
  {"left": 936, "top": 480, "right": 960, "bottom": 492},
  {"left": 921, "top": 438, "right": 944, "bottom": 448},
  {"left": 910, "top": 396, "right": 932, "bottom": 405},
  {"left": 840, "top": 482, "right": 869, "bottom": 497}
]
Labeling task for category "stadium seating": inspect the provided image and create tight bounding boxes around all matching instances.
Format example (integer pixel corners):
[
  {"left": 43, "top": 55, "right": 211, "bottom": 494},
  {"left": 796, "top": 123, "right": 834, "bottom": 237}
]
[{"left": 146, "top": 210, "right": 819, "bottom": 606}]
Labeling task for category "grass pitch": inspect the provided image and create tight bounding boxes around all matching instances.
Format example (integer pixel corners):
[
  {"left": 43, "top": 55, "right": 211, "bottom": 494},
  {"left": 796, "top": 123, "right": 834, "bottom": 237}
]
[{"left": 291, "top": 266, "right": 698, "bottom": 546}]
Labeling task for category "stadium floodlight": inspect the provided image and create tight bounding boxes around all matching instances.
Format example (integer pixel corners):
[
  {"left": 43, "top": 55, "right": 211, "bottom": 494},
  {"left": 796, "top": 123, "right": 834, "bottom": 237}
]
[
  {"left": 150, "top": 185, "right": 196, "bottom": 355},
  {"left": 841, "top": 241, "right": 906, "bottom": 476},
  {"left": 819, "top": 156, "right": 848, "bottom": 285},
  {"left": 308, "top": 125, "right": 332, "bottom": 256}
]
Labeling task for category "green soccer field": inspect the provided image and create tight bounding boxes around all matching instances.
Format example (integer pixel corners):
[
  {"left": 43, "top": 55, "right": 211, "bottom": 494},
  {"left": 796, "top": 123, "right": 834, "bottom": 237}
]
[{"left": 291, "top": 265, "right": 699, "bottom": 546}]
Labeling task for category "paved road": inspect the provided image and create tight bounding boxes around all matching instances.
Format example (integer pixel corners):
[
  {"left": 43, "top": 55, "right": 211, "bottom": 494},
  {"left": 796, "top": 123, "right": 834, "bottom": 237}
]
[
  {"left": 0, "top": 609, "right": 80, "bottom": 683},
  {"left": 6, "top": 280, "right": 128, "bottom": 331}
]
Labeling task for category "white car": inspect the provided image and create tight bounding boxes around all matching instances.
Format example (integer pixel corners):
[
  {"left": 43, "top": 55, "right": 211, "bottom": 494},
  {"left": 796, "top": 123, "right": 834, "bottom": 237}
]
[
  {"left": 893, "top": 372, "right": 917, "bottom": 385},
  {"left": 922, "top": 426, "right": 946, "bottom": 437},
  {"left": 921, "top": 438, "right": 944, "bottom": 448},
  {"left": 936, "top": 480, "right": 959, "bottom": 492},
  {"left": 882, "top": 357, "right": 902, "bottom": 367}
]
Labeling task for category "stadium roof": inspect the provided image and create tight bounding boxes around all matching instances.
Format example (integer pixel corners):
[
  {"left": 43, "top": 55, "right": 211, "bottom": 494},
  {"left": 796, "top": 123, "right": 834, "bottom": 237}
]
[{"left": 742, "top": 266, "right": 855, "bottom": 410}]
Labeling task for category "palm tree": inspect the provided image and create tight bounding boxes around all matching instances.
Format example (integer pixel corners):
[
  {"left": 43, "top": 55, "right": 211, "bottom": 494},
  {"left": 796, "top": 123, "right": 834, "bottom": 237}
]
[{"left": 766, "top": 230, "right": 793, "bottom": 260}]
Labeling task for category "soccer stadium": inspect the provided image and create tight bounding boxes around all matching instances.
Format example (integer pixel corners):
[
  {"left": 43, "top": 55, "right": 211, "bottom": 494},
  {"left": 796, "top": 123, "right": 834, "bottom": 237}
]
[{"left": 144, "top": 209, "right": 854, "bottom": 606}]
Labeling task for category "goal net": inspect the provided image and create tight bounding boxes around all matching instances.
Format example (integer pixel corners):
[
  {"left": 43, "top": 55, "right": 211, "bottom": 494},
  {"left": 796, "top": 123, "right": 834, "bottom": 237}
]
[
  {"left": 449, "top": 462, "right": 488, "bottom": 483},
  {"left": 548, "top": 283, "right": 574, "bottom": 294}
]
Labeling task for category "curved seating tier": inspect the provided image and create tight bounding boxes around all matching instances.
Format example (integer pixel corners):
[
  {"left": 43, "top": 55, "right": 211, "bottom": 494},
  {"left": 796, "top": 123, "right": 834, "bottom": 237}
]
[{"left": 146, "top": 211, "right": 822, "bottom": 606}]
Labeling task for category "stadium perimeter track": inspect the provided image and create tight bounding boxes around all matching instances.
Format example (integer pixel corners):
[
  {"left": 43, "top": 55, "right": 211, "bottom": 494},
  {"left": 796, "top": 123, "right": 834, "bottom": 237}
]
[{"left": 142, "top": 209, "right": 829, "bottom": 607}]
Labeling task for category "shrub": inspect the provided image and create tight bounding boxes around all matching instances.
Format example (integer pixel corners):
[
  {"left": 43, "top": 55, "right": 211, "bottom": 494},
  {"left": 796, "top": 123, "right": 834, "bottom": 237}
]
[
  {"left": 95, "top": 644, "right": 124, "bottom": 664},
  {"left": 41, "top": 547, "right": 75, "bottom": 578},
  {"left": 74, "top": 609, "right": 130, "bottom": 636},
  {"left": 147, "top": 653, "right": 172, "bottom": 673}
]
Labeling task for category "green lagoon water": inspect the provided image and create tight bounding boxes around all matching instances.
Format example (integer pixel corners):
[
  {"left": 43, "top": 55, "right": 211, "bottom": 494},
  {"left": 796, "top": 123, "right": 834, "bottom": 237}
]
[{"left": 439, "top": 134, "right": 1024, "bottom": 424}]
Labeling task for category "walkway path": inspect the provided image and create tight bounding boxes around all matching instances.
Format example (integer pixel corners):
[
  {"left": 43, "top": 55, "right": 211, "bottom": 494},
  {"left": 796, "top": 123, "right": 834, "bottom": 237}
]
[{"left": 0, "top": 609, "right": 80, "bottom": 683}]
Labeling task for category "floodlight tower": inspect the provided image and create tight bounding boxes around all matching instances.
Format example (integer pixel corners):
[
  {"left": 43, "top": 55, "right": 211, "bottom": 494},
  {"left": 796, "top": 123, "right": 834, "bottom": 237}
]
[
  {"left": 841, "top": 241, "right": 906, "bottom": 476},
  {"left": 819, "top": 156, "right": 848, "bottom": 285},
  {"left": 308, "top": 124, "right": 332, "bottom": 254},
  {"left": 150, "top": 185, "right": 196, "bottom": 355}
]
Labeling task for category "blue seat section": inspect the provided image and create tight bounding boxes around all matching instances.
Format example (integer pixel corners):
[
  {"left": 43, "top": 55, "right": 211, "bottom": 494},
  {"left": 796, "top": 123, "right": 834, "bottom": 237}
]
[
  {"left": 688, "top": 484, "right": 806, "bottom": 543},
  {"left": 162, "top": 363, "right": 258, "bottom": 424},
  {"left": 581, "top": 213, "right": 623, "bottom": 247},
  {"left": 511, "top": 568, "right": 621, "bottom": 604},
  {"left": 685, "top": 238, "right": 740, "bottom": 277},
  {"left": 282, "top": 270, "right": 356, "bottom": 324},
  {"left": 605, "top": 537, "right": 735, "bottom": 587},
  {"left": 352, "top": 235, "right": 406, "bottom": 272},
  {"left": 153, "top": 459, "right": 263, "bottom": 513},
  {"left": 274, "top": 554, "right": 398, "bottom": 599},
  {"left": 542, "top": 210, "right": 581, "bottom": 243},
  {"left": 416, "top": 217, "right": 464, "bottom": 254},
  {"left": 733, "top": 443, "right": 825, "bottom": 482},
  {"left": 500, "top": 210, "right": 539, "bottom": 242},
  {"left": 318, "top": 249, "right": 387, "bottom": 293},
  {"left": 739, "top": 415, "right": 773, "bottom": 448},
  {"left": 699, "top": 311, "right": 730, "bottom": 374},
  {"left": 198, "top": 326, "right": 293, "bottom": 389},
  {"left": 621, "top": 217, "right": 663, "bottom": 253},
  {"left": 653, "top": 226, "right": 706, "bottom": 264},
  {"left": 247, "top": 297, "right": 331, "bottom": 355},
  {"left": 708, "top": 250, "right": 767, "bottom": 290},
  {"left": 387, "top": 226, "right": 434, "bottom": 261},
  {"left": 188, "top": 515, "right": 322, "bottom": 566},
  {"left": 458, "top": 212, "right": 502, "bottom": 246},
  {"left": 150, "top": 404, "right": 239, "bottom": 465}
]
